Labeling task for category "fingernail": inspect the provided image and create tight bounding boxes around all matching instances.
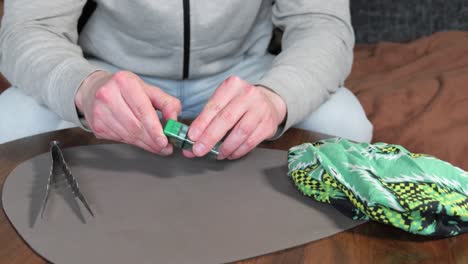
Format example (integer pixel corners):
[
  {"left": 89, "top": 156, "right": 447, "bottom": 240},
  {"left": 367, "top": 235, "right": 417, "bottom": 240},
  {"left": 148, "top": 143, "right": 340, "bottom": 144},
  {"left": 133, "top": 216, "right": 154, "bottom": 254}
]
[
  {"left": 193, "top": 143, "right": 206, "bottom": 155},
  {"left": 217, "top": 153, "right": 225, "bottom": 160},
  {"left": 189, "top": 128, "right": 199, "bottom": 141},
  {"left": 156, "top": 136, "right": 167, "bottom": 148},
  {"left": 161, "top": 146, "right": 172, "bottom": 156},
  {"left": 183, "top": 149, "right": 195, "bottom": 158}
]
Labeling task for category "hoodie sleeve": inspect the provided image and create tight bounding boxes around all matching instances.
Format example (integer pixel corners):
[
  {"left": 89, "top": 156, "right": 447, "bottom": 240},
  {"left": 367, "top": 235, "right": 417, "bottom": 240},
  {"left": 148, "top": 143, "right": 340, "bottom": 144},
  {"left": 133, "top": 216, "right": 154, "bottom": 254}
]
[
  {"left": 256, "top": 0, "right": 355, "bottom": 138},
  {"left": 0, "top": 0, "right": 105, "bottom": 126}
]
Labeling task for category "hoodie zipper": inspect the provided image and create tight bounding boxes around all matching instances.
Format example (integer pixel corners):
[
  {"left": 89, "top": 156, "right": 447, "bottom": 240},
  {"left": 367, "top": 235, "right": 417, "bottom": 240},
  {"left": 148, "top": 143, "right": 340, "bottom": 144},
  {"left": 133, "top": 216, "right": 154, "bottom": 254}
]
[{"left": 182, "top": 0, "right": 191, "bottom": 79}]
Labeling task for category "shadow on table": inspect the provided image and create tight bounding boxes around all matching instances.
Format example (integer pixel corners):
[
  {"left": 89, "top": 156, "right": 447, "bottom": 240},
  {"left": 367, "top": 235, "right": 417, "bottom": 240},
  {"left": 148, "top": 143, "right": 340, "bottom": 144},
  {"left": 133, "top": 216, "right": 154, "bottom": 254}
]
[
  {"left": 262, "top": 165, "right": 451, "bottom": 242},
  {"left": 29, "top": 153, "right": 87, "bottom": 227},
  {"left": 66, "top": 143, "right": 231, "bottom": 179},
  {"left": 262, "top": 165, "right": 366, "bottom": 231}
]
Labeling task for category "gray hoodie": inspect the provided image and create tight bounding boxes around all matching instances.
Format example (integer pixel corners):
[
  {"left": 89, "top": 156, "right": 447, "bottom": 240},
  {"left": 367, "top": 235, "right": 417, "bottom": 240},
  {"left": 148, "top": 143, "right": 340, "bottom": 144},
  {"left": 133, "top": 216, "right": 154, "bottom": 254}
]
[{"left": 0, "top": 0, "right": 354, "bottom": 134}]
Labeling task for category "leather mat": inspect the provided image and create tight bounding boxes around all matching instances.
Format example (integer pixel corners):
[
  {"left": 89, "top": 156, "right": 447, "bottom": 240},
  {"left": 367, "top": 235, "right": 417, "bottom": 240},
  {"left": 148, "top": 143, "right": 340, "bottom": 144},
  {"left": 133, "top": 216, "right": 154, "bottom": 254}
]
[{"left": 2, "top": 144, "right": 363, "bottom": 264}]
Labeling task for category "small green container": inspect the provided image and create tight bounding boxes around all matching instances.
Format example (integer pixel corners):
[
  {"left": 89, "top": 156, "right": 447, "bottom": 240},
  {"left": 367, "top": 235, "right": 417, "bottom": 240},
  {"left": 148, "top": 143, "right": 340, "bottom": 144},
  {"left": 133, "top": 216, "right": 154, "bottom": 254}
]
[{"left": 163, "top": 119, "right": 221, "bottom": 159}]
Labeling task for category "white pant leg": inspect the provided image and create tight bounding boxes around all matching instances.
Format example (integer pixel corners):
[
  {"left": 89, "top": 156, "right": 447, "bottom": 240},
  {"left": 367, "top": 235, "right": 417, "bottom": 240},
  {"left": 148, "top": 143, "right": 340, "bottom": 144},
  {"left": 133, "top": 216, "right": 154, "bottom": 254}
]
[
  {"left": 0, "top": 88, "right": 76, "bottom": 144},
  {"left": 294, "top": 87, "right": 373, "bottom": 143},
  {"left": 179, "top": 55, "right": 373, "bottom": 143},
  {"left": 0, "top": 56, "right": 372, "bottom": 144},
  {"left": 0, "top": 59, "right": 125, "bottom": 144}
]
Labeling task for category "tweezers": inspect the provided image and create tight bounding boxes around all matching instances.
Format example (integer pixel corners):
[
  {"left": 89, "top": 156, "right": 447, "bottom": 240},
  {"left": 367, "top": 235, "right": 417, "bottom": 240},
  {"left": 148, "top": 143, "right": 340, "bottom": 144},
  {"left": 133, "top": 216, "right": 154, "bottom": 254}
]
[{"left": 40, "top": 141, "right": 94, "bottom": 218}]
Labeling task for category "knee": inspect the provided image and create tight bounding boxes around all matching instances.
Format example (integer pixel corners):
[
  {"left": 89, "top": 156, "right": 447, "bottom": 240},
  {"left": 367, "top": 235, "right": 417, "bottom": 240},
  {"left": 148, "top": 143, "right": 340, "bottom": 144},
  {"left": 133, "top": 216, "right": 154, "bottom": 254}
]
[
  {"left": 348, "top": 116, "right": 373, "bottom": 143},
  {"left": 294, "top": 88, "right": 374, "bottom": 143},
  {"left": 0, "top": 87, "right": 77, "bottom": 144}
]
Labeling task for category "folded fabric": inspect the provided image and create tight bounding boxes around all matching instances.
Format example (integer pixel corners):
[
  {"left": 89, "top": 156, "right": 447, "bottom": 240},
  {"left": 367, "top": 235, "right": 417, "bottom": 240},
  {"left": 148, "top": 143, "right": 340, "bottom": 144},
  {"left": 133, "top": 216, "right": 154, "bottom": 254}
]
[{"left": 287, "top": 138, "right": 468, "bottom": 236}]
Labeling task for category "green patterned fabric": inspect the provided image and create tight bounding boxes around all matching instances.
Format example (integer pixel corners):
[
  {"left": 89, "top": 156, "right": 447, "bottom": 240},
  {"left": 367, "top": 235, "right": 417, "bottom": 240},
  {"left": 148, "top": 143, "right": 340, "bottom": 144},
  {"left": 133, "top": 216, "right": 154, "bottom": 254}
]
[{"left": 287, "top": 138, "right": 468, "bottom": 236}]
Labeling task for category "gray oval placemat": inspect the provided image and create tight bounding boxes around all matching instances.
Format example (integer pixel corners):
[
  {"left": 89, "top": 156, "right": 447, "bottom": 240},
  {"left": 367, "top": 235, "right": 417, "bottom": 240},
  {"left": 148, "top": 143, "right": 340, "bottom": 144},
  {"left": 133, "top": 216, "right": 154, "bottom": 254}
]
[{"left": 2, "top": 144, "right": 363, "bottom": 264}]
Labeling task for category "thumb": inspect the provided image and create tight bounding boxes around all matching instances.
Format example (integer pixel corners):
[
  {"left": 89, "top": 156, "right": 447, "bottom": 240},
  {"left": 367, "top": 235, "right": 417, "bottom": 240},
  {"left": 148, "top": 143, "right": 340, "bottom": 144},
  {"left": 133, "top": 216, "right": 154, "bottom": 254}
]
[{"left": 143, "top": 84, "right": 182, "bottom": 120}]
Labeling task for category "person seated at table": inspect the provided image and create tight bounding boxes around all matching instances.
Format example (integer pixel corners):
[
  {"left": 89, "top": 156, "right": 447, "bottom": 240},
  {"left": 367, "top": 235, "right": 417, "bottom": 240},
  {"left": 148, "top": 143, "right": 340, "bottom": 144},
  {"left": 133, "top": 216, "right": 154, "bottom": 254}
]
[{"left": 0, "top": 0, "right": 373, "bottom": 159}]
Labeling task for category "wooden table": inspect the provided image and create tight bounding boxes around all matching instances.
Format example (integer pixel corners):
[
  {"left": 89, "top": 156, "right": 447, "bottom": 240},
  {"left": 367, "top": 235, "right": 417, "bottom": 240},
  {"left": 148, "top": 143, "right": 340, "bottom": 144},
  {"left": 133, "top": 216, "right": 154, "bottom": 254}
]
[{"left": 1, "top": 128, "right": 467, "bottom": 264}]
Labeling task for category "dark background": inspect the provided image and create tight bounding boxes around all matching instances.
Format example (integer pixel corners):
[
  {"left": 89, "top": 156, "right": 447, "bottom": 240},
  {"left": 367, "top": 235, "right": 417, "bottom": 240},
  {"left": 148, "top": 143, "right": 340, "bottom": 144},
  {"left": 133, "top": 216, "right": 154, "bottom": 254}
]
[{"left": 351, "top": 0, "right": 468, "bottom": 43}]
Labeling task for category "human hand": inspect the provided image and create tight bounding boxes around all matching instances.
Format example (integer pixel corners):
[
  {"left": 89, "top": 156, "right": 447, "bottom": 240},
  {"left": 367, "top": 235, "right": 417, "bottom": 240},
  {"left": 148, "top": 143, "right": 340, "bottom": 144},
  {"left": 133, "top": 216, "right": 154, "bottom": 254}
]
[
  {"left": 74, "top": 71, "right": 182, "bottom": 155},
  {"left": 185, "top": 75, "right": 287, "bottom": 160}
]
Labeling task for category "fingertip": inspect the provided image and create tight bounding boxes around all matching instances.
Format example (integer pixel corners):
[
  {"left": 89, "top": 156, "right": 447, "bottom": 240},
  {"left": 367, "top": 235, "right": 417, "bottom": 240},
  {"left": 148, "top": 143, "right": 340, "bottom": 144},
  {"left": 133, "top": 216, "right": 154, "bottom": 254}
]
[
  {"left": 167, "top": 144, "right": 173, "bottom": 152},
  {"left": 192, "top": 142, "right": 207, "bottom": 157},
  {"left": 188, "top": 126, "right": 200, "bottom": 141},
  {"left": 156, "top": 136, "right": 168, "bottom": 148},
  {"left": 163, "top": 110, "right": 179, "bottom": 122},
  {"left": 182, "top": 149, "right": 196, "bottom": 158},
  {"left": 160, "top": 145, "right": 173, "bottom": 156}
]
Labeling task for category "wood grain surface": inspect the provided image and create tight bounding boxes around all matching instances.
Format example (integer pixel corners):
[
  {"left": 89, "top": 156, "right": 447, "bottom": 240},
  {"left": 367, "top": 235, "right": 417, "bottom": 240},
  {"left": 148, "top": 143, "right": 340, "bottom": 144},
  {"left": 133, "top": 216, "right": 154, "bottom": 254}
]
[{"left": 1, "top": 127, "right": 468, "bottom": 264}]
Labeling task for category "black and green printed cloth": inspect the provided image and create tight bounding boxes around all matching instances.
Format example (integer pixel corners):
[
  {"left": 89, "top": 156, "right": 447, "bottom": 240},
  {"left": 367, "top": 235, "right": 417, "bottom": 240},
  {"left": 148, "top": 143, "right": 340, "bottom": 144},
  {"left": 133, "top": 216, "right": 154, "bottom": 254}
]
[{"left": 287, "top": 138, "right": 468, "bottom": 236}]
